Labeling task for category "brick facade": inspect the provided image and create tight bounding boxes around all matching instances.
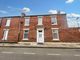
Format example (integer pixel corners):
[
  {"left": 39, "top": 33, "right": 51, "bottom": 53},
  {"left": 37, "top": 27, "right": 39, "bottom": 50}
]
[{"left": 0, "top": 14, "right": 80, "bottom": 43}]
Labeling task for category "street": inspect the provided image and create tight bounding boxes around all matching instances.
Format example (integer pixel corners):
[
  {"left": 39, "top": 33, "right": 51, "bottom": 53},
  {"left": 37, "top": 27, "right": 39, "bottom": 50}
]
[{"left": 0, "top": 48, "right": 80, "bottom": 60}]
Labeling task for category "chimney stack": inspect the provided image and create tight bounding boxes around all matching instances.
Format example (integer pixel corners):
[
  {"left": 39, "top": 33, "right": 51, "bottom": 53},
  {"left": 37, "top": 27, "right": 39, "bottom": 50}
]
[
  {"left": 21, "top": 13, "right": 26, "bottom": 17},
  {"left": 57, "top": 10, "right": 61, "bottom": 14}
]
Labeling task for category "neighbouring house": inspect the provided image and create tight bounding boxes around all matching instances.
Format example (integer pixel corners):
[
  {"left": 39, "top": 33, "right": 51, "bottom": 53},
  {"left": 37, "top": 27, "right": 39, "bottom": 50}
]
[{"left": 0, "top": 13, "right": 80, "bottom": 44}]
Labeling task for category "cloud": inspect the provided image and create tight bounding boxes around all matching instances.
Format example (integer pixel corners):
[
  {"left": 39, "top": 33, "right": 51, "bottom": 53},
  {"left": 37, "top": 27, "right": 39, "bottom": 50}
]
[
  {"left": 66, "top": 0, "right": 74, "bottom": 3},
  {"left": 0, "top": 10, "right": 8, "bottom": 14},
  {"left": 48, "top": 9, "right": 65, "bottom": 14},
  {"left": 48, "top": 10, "right": 57, "bottom": 14},
  {"left": 60, "top": 11, "right": 66, "bottom": 14},
  {"left": 7, "top": 6, "right": 31, "bottom": 13},
  {"left": 67, "top": 13, "right": 80, "bottom": 17},
  {"left": 67, "top": 13, "right": 80, "bottom": 27},
  {"left": 21, "top": 7, "right": 30, "bottom": 13}
]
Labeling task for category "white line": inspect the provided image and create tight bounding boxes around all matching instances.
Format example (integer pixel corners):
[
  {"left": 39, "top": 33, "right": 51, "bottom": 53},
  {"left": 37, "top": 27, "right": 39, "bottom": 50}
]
[
  {"left": 74, "top": 55, "right": 80, "bottom": 56},
  {"left": 23, "top": 52, "right": 36, "bottom": 55},
  {"left": 47, "top": 54, "right": 61, "bottom": 56},
  {"left": 1, "top": 51, "right": 14, "bottom": 54}
]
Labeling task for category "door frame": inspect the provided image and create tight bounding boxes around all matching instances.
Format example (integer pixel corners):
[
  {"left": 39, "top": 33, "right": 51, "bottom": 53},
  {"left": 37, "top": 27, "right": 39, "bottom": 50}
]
[{"left": 37, "top": 28, "right": 44, "bottom": 44}]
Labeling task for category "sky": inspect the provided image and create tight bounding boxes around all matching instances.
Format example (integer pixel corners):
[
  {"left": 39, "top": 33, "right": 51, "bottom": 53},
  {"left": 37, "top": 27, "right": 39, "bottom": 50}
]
[{"left": 0, "top": 0, "right": 80, "bottom": 27}]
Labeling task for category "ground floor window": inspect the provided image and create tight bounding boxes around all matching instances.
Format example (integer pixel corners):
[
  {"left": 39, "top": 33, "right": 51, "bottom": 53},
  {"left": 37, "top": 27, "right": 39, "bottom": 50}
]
[
  {"left": 23, "top": 29, "right": 29, "bottom": 40},
  {"left": 52, "top": 28, "right": 59, "bottom": 41},
  {"left": 2, "top": 29, "right": 9, "bottom": 40}
]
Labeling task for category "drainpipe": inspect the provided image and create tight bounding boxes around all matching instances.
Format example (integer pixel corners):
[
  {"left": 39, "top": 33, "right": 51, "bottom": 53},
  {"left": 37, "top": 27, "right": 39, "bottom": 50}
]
[
  {"left": 18, "top": 13, "right": 25, "bottom": 42},
  {"left": 18, "top": 18, "right": 21, "bottom": 42}
]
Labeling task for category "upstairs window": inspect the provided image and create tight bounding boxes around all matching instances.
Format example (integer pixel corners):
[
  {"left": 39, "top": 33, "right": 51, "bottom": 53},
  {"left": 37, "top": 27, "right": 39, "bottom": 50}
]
[
  {"left": 6, "top": 18, "right": 11, "bottom": 26},
  {"left": 38, "top": 16, "right": 43, "bottom": 25},
  {"left": 24, "top": 17, "right": 30, "bottom": 26},
  {"left": 51, "top": 16, "right": 57, "bottom": 25}
]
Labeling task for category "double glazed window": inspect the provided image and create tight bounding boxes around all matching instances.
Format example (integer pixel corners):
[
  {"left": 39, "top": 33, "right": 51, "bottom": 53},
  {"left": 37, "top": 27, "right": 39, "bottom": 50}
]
[
  {"left": 6, "top": 18, "right": 11, "bottom": 26},
  {"left": 23, "top": 29, "right": 29, "bottom": 40},
  {"left": 24, "top": 17, "right": 30, "bottom": 26},
  {"left": 51, "top": 16, "right": 57, "bottom": 25},
  {"left": 52, "top": 28, "right": 59, "bottom": 40},
  {"left": 2, "top": 29, "right": 9, "bottom": 40},
  {"left": 38, "top": 16, "right": 43, "bottom": 25}
]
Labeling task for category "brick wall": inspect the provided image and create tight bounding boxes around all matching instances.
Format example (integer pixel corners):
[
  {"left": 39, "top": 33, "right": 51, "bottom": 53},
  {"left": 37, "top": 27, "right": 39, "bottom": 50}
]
[
  {"left": 0, "top": 14, "right": 80, "bottom": 43},
  {"left": 0, "top": 17, "right": 19, "bottom": 42},
  {"left": 60, "top": 28, "right": 80, "bottom": 42}
]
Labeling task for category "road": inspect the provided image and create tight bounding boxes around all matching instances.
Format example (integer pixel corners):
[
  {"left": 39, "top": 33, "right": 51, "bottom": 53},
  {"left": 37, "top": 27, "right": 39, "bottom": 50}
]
[{"left": 0, "top": 48, "right": 80, "bottom": 60}]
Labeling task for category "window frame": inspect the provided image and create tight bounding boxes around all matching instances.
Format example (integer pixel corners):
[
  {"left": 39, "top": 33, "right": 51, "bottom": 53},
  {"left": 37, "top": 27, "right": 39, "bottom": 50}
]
[
  {"left": 2, "top": 29, "right": 9, "bottom": 40},
  {"left": 51, "top": 16, "right": 58, "bottom": 25},
  {"left": 23, "top": 29, "right": 29, "bottom": 40},
  {"left": 6, "top": 18, "right": 11, "bottom": 26},
  {"left": 52, "top": 28, "right": 59, "bottom": 41},
  {"left": 24, "top": 17, "right": 30, "bottom": 26},
  {"left": 38, "top": 16, "right": 43, "bottom": 25}
]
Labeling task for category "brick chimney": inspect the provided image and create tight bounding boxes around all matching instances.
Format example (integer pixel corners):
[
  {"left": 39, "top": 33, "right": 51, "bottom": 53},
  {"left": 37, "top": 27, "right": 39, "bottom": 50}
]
[
  {"left": 21, "top": 13, "right": 26, "bottom": 17},
  {"left": 57, "top": 10, "right": 61, "bottom": 14}
]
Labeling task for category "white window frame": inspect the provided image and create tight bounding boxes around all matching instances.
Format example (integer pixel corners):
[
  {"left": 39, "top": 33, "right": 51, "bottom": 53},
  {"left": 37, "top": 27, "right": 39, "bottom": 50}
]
[
  {"left": 6, "top": 18, "right": 11, "bottom": 26},
  {"left": 52, "top": 28, "right": 59, "bottom": 41},
  {"left": 51, "top": 16, "right": 57, "bottom": 25},
  {"left": 38, "top": 16, "right": 43, "bottom": 25},
  {"left": 2, "top": 29, "right": 9, "bottom": 40},
  {"left": 23, "top": 28, "right": 29, "bottom": 40},
  {"left": 24, "top": 17, "right": 30, "bottom": 26}
]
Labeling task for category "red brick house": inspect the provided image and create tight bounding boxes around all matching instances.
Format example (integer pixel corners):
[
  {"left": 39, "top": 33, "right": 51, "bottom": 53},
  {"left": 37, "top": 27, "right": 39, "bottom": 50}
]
[{"left": 0, "top": 13, "right": 80, "bottom": 43}]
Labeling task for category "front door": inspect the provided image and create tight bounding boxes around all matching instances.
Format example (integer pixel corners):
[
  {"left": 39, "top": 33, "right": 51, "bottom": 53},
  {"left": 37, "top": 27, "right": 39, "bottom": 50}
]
[{"left": 37, "top": 28, "right": 44, "bottom": 43}]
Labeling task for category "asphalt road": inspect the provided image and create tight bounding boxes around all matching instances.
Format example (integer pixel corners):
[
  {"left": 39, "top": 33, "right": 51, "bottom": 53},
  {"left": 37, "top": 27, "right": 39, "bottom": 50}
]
[{"left": 0, "top": 48, "right": 80, "bottom": 60}]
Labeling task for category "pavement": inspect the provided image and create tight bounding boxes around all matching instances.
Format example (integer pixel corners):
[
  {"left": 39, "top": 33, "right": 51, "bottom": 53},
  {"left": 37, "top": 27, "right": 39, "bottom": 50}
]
[
  {"left": 0, "top": 48, "right": 80, "bottom": 60},
  {"left": 0, "top": 42, "right": 80, "bottom": 48}
]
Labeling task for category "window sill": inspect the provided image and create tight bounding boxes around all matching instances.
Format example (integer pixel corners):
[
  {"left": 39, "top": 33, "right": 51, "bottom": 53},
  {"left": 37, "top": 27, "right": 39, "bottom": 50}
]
[
  {"left": 2, "top": 39, "right": 7, "bottom": 41},
  {"left": 24, "top": 25, "right": 29, "bottom": 26},
  {"left": 52, "top": 24, "right": 57, "bottom": 25},
  {"left": 53, "top": 39, "right": 60, "bottom": 41},
  {"left": 38, "top": 24, "right": 43, "bottom": 25},
  {"left": 6, "top": 25, "right": 10, "bottom": 26},
  {"left": 23, "top": 39, "right": 28, "bottom": 40}
]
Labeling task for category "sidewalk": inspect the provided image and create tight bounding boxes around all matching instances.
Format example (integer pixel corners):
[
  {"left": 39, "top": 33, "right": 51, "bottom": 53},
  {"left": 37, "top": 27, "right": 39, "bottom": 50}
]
[{"left": 0, "top": 42, "right": 80, "bottom": 48}]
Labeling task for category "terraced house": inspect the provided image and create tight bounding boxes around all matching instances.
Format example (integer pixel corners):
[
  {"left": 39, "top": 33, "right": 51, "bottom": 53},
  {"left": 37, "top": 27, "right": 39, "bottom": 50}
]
[{"left": 0, "top": 12, "right": 80, "bottom": 44}]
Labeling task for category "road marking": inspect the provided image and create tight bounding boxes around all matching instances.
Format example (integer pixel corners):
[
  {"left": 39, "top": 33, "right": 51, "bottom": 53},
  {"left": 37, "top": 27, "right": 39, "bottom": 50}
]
[
  {"left": 74, "top": 55, "right": 80, "bottom": 56},
  {"left": 23, "top": 52, "right": 36, "bottom": 55},
  {"left": 1, "top": 51, "right": 14, "bottom": 54},
  {"left": 47, "top": 53, "right": 61, "bottom": 56}
]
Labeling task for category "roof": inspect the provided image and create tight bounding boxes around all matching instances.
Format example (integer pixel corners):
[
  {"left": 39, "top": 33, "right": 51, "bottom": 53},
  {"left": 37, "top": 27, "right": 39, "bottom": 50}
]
[{"left": 0, "top": 13, "right": 66, "bottom": 18}]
